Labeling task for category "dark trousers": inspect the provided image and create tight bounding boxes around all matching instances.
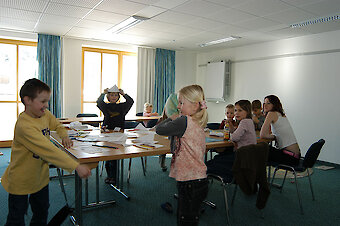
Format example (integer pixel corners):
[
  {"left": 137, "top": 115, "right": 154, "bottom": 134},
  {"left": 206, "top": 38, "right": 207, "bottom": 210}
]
[
  {"left": 177, "top": 179, "right": 208, "bottom": 226},
  {"left": 206, "top": 152, "right": 235, "bottom": 182},
  {"left": 105, "top": 160, "right": 117, "bottom": 179},
  {"left": 268, "top": 147, "right": 300, "bottom": 166},
  {"left": 5, "top": 185, "right": 49, "bottom": 226}
]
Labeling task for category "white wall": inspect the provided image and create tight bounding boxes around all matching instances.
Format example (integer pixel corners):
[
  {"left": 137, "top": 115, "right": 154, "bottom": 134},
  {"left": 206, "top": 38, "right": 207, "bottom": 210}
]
[
  {"left": 175, "top": 50, "right": 197, "bottom": 92},
  {"left": 62, "top": 38, "right": 137, "bottom": 118},
  {"left": 197, "top": 29, "right": 340, "bottom": 164}
]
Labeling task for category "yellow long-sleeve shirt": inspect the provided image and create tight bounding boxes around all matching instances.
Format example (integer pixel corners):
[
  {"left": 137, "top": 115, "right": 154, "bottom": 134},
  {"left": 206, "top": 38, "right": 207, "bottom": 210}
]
[{"left": 1, "top": 110, "right": 79, "bottom": 195}]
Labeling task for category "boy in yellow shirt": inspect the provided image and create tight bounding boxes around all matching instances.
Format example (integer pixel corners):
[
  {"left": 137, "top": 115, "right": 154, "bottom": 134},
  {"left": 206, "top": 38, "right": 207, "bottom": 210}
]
[{"left": 2, "top": 78, "right": 91, "bottom": 226}]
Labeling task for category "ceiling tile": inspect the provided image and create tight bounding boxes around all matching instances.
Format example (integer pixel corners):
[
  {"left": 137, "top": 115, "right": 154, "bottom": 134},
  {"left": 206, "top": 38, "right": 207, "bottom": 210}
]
[
  {"left": 205, "top": 8, "right": 258, "bottom": 24},
  {"left": 45, "top": 2, "right": 91, "bottom": 18},
  {"left": 96, "top": 0, "right": 147, "bottom": 15},
  {"left": 205, "top": 0, "right": 251, "bottom": 8},
  {"left": 126, "top": 0, "right": 160, "bottom": 4},
  {"left": 136, "top": 20, "right": 176, "bottom": 32},
  {"left": 50, "top": 0, "right": 102, "bottom": 8},
  {"left": 85, "top": 9, "right": 128, "bottom": 23},
  {"left": 236, "top": 17, "right": 281, "bottom": 30},
  {"left": 280, "top": 0, "right": 324, "bottom": 7},
  {"left": 0, "top": 8, "right": 41, "bottom": 22},
  {"left": 0, "top": 17, "right": 36, "bottom": 31},
  {"left": 208, "top": 24, "right": 248, "bottom": 36},
  {"left": 268, "top": 26, "right": 312, "bottom": 38},
  {"left": 0, "top": 0, "right": 48, "bottom": 13},
  {"left": 234, "top": 0, "right": 294, "bottom": 17},
  {"left": 77, "top": 19, "right": 115, "bottom": 31},
  {"left": 134, "top": 6, "right": 167, "bottom": 18},
  {"left": 152, "top": 10, "right": 197, "bottom": 25},
  {"left": 184, "top": 18, "right": 225, "bottom": 31},
  {"left": 34, "top": 22, "right": 72, "bottom": 35},
  {"left": 152, "top": 0, "right": 189, "bottom": 9},
  {"left": 165, "top": 25, "right": 203, "bottom": 36},
  {"left": 265, "top": 8, "right": 316, "bottom": 24},
  {"left": 299, "top": 0, "right": 340, "bottom": 16},
  {"left": 40, "top": 13, "right": 80, "bottom": 26},
  {"left": 172, "top": 0, "right": 228, "bottom": 17}
]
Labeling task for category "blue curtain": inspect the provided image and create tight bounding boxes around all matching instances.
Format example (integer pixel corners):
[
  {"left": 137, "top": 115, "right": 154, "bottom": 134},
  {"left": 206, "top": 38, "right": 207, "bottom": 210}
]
[
  {"left": 37, "top": 34, "right": 62, "bottom": 118},
  {"left": 153, "top": 48, "right": 175, "bottom": 114}
]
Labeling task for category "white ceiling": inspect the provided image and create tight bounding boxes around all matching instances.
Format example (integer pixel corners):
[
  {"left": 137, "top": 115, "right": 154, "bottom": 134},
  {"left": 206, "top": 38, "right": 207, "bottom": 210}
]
[{"left": 0, "top": 0, "right": 339, "bottom": 51}]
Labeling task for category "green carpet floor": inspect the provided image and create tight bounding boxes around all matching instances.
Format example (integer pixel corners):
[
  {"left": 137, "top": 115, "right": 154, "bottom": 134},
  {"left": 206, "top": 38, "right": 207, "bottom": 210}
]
[{"left": 1, "top": 147, "right": 339, "bottom": 226}]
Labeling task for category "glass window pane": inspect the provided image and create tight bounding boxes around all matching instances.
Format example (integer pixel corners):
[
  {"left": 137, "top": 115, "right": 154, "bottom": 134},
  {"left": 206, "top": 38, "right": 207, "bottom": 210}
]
[
  {"left": 18, "top": 45, "right": 38, "bottom": 95},
  {"left": 83, "top": 51, "right": 101, "bottom": 101},
  {"left": 83, "top": 103, "right": 101, "bottom": 116},
  {"left": 121, "top": 54, "right": 137, "bottom": 118},
  {"left": 0, "top": 103, "right": 17, "bottom": 141},
  {"left": 0, "top": 43, "right": 17, "bottom": 101},
  {"left": 18, "top": 102, "right": 25, "bottom": 114},
  {"left": 102, "top": 53, "right": 118, "bottom": 90}
]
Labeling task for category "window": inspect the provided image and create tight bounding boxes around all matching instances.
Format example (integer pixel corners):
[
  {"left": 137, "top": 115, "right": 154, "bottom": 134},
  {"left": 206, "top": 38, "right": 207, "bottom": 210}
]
[
  {"left": 0, "top": 39, "right": 38, "bottom": 145},
  {"left": 82, "top": 47, "right": 137, "bottom": 118}
]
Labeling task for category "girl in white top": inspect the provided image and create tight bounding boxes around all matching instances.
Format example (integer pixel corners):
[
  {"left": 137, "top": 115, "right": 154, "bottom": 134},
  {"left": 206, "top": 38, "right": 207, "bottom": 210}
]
[{"left": 260, "top": 95, "right": 301, "bottom": 165}]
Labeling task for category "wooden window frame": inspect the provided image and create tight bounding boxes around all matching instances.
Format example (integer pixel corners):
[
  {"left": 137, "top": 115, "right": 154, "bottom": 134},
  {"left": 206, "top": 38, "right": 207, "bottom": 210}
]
[
  {"left": 0, "top": 38, "right": 37, "bottom": 147},
  {"left": 81, "top": 47, "right": 136, "bottom": 113}
]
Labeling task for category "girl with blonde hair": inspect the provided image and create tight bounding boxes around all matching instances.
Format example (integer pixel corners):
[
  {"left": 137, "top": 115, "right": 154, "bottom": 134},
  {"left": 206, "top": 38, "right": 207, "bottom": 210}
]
[{"left": 156, "top": 84, "right": 208, "bottom": 226}]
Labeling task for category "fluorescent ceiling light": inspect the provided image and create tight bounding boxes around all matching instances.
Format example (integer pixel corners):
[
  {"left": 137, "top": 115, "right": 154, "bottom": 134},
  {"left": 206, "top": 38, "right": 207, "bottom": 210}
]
[
  {"left": 199, "top": 36, "right": 240, "bottom": 47},
  {"left": 108, "top": 15, "right": 149, "bottom": 34},
  {"left": 290, "top": 14, "right": 340, "bottom": 28}
]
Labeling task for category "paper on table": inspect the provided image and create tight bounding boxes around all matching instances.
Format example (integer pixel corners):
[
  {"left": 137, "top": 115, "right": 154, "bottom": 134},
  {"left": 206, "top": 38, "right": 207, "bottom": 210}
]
[
  {"left": 70, "top": 121, "right": 88, "bottom": 130},
  {"left": 72, "top": 142, "right": 104, "bottom": 154},
  {"left": 135, "top": 123, "right": 148, "bottom": 131},
  {"left": 135, "top": 133, "right": 154, "bottom": 145},
  {"left": 209, "top": 130, "right": 224, "bottom": 137}
]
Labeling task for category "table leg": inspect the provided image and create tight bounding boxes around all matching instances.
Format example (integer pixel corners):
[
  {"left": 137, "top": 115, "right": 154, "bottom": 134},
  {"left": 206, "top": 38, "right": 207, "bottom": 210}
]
[
  {"left": 109, "top": 159, "right": 130, "bottom": 200},
  {"left": 70, "top": 171, "right": 82, "bottom": 226}
]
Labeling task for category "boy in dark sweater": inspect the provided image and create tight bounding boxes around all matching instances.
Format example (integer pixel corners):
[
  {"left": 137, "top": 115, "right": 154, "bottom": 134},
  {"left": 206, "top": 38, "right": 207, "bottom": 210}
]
[{"left": 97, "top": 85, "right": 134, "bottom": 184}]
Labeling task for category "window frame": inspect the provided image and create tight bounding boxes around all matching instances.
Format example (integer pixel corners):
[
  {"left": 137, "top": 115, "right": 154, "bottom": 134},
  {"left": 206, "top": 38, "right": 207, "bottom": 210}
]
[
  {"left": 0, "top": 38, "right": 37, "bottom": 147},
  {"left": 81, "top": 47, "right": 137, "bottom": 114}
]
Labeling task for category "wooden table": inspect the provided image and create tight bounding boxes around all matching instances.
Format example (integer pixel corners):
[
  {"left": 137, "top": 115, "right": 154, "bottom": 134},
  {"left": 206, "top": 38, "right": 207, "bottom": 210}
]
[
  {"left": 50, "top": 129, "right": 170, "bottom": 226},
  {"left": 51, "top": 129, "right": 272, "bottom": 225},
  {"left": 58, "top": 116, "right": 161, "bottom": 124}
]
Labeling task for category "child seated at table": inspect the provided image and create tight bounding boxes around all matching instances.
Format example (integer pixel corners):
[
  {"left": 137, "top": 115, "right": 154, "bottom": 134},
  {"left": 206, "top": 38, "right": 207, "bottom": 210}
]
[
  {"left": 97, "top": 84, "right": 134, "bottom": 185},
  {"left": 219, "top": 104, "right": 238, "bottom": 129},
  {"left": 252, "top": 99, "right": 265, "bottom": 131},
  {"left": 206, "top": 100, "right": 257, "bottom": 180},
  {"left": 142, "top": 102, "right": 159, "bottom": 127},
  {"left": 2, "top": 78, "right": 91, "bottom": 226}
]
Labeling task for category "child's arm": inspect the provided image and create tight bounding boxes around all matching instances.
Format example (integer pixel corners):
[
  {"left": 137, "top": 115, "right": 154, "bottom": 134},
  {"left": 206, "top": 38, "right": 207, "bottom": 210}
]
[
  {"left": 219, "top": 119, "right": 226, "bottom": 129},
  {"left": 16, "top": 122, "right": 79, "bottom": 173},
  {"left": 156, "top": 116, "right": 187, "bottom": 137},
  {"left": 230, "top": 120, "right": 247, "bottom": 143},
  {"left": 120, "top": 91, "right": 134, "bottom": 115},
  {"left": 75, "top": 164, "right": 92, "bottom": 178},
  {"left": 260, "top": 112, "right": 276, "bottom": 139}
]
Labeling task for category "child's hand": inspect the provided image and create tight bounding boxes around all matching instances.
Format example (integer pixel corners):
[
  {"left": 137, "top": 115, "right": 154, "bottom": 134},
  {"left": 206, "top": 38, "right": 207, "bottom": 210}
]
[
  {"left": 170, "top": 113, "right": 179, "bottom": 120},
  {"left": 62, "top": 137, "right": 73, "bottom": 149},
  {"left": 252, "top": 115, "right": 259, "bottom": 124},
  {"left": 104, "top": 88, "right": 109, "bottom": 94},
  {"left": 119, "top": 89, "right": 125, "bottom": 95},
  {"left": 75, "top": 164, "right": 92, "bottom": 179}
]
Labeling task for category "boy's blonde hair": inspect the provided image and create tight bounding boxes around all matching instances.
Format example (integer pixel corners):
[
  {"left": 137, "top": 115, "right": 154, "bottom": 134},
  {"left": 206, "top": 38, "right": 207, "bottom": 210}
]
[
  {"left": 178, "top": 84, "right": 208, "bottom": 128},
  {"left": 226, "top": 104, "right": 234, "bottom": 110},
  {"left": 144, "top": 102, "right": 153, "bottom": 112}
]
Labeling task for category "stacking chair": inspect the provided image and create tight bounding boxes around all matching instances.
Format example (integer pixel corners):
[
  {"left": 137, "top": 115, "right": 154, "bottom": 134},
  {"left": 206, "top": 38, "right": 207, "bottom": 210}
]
[
  {"left": 207, "top": 142, "right": 270, "bottom": 224},
  {"left": 76, "top": 113, "right": 99, "bottom": 127},
  {"left": 206, "top": 122, "right": 223, "bottom": 161},
  {"left": 270, "top": 139, "right": 325, "bottom": 214},
  {"left": 206, "top": 122, "right": 221, "bottom": 130}
]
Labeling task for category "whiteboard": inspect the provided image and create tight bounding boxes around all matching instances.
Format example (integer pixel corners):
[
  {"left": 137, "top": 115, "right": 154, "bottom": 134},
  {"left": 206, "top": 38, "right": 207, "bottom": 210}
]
[{"left": 204, "top": 61, "right": 226, "bottom": 101}]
